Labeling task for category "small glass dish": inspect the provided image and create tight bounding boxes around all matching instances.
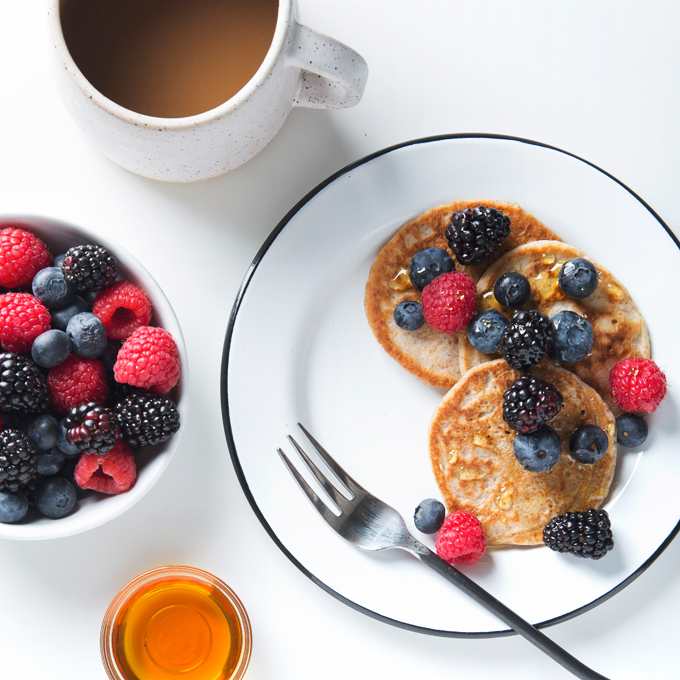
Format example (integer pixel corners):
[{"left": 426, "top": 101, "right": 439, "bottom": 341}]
[{"left": 101, "top": 566, "right": 252, "bottom": 680}]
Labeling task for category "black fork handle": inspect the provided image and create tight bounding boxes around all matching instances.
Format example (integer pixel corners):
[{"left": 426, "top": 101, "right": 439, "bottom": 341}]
[{"left": 416, "top": 548, "right": 610, "bottom": 680}]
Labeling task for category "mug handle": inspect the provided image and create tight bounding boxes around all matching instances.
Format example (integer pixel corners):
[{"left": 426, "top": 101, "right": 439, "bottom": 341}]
[{"left": 288, "top": 23, "right": 368, "bottom": 109}]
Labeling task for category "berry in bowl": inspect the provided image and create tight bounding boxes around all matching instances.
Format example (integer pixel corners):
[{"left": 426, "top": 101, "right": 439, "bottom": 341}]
[{"left": 0, "top": 217, "right": 187, "bottom": 540}]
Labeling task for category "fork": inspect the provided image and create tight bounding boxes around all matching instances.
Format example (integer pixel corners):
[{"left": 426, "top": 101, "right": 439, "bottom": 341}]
[{"left": 278, "top": 424, "right": 610, "bottom": 680}]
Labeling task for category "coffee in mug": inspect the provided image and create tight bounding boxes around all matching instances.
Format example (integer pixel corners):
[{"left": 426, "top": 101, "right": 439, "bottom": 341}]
[
  {"left": 60, "top": 0, "right": 279, "bottom": 118},
  {"left": 49, "top": 0, "right": 368, "bottom": 181}
]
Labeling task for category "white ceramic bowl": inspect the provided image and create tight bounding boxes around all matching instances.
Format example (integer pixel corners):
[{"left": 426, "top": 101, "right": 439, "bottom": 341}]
[{"left": 0, "top": 215, "right": 188, "bottom": 540}]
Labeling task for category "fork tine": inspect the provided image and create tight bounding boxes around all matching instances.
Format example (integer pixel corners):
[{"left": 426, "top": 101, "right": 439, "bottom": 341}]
[
  {"left": 277, "top": 448, "right": 340, "bottom": 526},
  {"left": 287, "top": 436, "right": 354, "bottom": 512},
  {"left": 297, "top": 423, "right": 364, "bottom": 496}
]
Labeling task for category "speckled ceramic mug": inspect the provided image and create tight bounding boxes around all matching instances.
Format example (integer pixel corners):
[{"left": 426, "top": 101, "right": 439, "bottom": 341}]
[{"left": 48, "top": 0, "right": 368, "bottom": 182}]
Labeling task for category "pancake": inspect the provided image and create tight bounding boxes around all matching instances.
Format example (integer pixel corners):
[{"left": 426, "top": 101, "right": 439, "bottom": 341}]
[
  {"left": 365, "top": 201, "right": 561, "bottom": 388},
  {"left": 429, "top": 359, "right": 617, "bottom": 546},
  {"left": 458, "top": 240, "right": 650, "bottom": 411}
]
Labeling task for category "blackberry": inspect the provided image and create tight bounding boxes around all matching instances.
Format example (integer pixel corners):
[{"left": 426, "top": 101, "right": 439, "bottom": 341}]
[
  {"left": 0, "top": 352, "right": 49, "bottom": 413},
  {"left": 543, "top": 509, "right": 614, "bottom": 560},
  {"left": 61, "top": 245, "right": 118, "bottom": 293},
  {"left": 107, "top": 379, "right": 137, "bottom": 409},
  {"left": 445, "top": 206, "right": 511, "bottom": 266},
  {"left": 502, "top": 376, "right": 563, "bottom": 433},
  {"left": 0, "top": 429, "right": 39, "bottom": 493},
  {"left": 64, "top": 402, "right": 121, "bottom": 455},
  {"left": 497, "top": 310, "right": 552, "bottom": 370},
  {"left": 114, "top": 393, "right": 180, "bottom": 448}
]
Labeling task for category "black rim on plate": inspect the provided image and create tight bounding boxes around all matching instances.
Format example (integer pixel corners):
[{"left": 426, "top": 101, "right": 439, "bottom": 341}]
[{"left": 220, "top": 132, "right": 680, "bottom": 638}]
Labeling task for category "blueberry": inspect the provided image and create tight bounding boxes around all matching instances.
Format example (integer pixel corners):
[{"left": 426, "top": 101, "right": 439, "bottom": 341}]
[
  {"left": 37, "top": 448, "right": 66, "bottom": 476},
  {"left": 56, "top": 420, "right": 81, "bottom": 457},
  {"left": 27, "top": 414, "right": 61, "bottom": 450},
  {"left": 53, "top": 253, "right": 66, "bottom": 268},
  {"left": 83, "top": 290, "right": 99, "bottom": 307},
  {"left": 57, "top": 457, "right": 89, "bottom": 497},
  {"left": 414, "top": 498, "right": 446, "bottom": 533},
  {"left": 66, "top": 312, "right": 107, "bottom": 358},
  {"left": 32, "top": 266, "right": 75, "bottom": 309},
  {"left": 493, "top": 272, "right": 530, "bottom": 308},
  {"left": 467, "top": 309, "right": 510, "bottom": 354},
  {"left": 558, "top": 258, "right": 599, "bottom": 299},
  {"left": 50, "top": 296, "right": 90, "bottom": 331},
  {"left": 408, "top": 248, "right": 455, "bottom": 291},
  {"left": 34, "top": 477, "right": 77, "bottom": 519},
  {"left": 393, "top": 300, "right": 425, "bottom": 331},
  {"left": 616, "top": 413, "right": 648, "bottom": 447},
  {"left": 569, "top": 425, "right": 609, "bottom": 464},
  {"left": 0, "top": 490, "right": 29, "bottom": 523},
  {"left": 513, "top": 427, "right": 562, "bottom": 472},
  {"left": 99, "top": 339, "right": 122, "bottom": 374},
  {"left": 550, "top": 311, "right": 594, "bottom": 364},
  {"left": 31, "top": 329, "right": 72, "bottom": 368}
]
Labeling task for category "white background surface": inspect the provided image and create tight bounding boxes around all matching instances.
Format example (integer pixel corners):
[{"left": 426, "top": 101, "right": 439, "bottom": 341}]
[{"left": 0, "top": 1, "right": 678, "bottom": 679}]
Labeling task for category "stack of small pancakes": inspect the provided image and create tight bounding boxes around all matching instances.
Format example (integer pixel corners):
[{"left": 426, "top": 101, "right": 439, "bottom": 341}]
[{"left": 365, "top": 201, "right": 650, "bottom": 546}]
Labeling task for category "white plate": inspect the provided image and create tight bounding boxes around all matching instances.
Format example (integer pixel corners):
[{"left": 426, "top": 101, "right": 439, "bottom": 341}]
[{"left": 221, "top": 134, "right": 680, "bottom": 636}]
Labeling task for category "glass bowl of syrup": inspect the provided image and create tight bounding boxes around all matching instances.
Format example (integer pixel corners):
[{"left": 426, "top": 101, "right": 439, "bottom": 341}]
[{"left": 101, "top": 566, "right": 251, "bottom": 680}]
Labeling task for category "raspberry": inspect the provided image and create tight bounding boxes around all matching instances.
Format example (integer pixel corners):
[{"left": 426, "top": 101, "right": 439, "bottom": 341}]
[
  {"left": 435, "top": 510, "right": 487, "bottom": 566},
  {"left": 74, "top": 440, "right": 136, "bottom": 494},
  {"left": 0, "top": 293, "right": 51, "bottom": 353},
  {"left": 114, "top": 326, "right": 180, "bottom": 394},
  {"left": 0, "top": 226, "right": 52, "bottom": 288},
  {"left": 421, "top": 272, "right": 477, "bottom": 334},
  {"left": 609, "top": 357, "right": 667, "bottom": 413},
  {"left": 48, "top": 355, "right": 109, "bottom": 414},
  {"left": 93, "top": 281, "right": 152, "bottom": 340}
]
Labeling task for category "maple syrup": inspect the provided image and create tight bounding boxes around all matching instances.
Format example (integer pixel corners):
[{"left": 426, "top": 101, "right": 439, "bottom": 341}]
[
  {"left": 388, "top": 267, "right": 413, "bottom": 291},
  {"left": 101, "top": 567, "right": 251, "bottom": 680}
]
